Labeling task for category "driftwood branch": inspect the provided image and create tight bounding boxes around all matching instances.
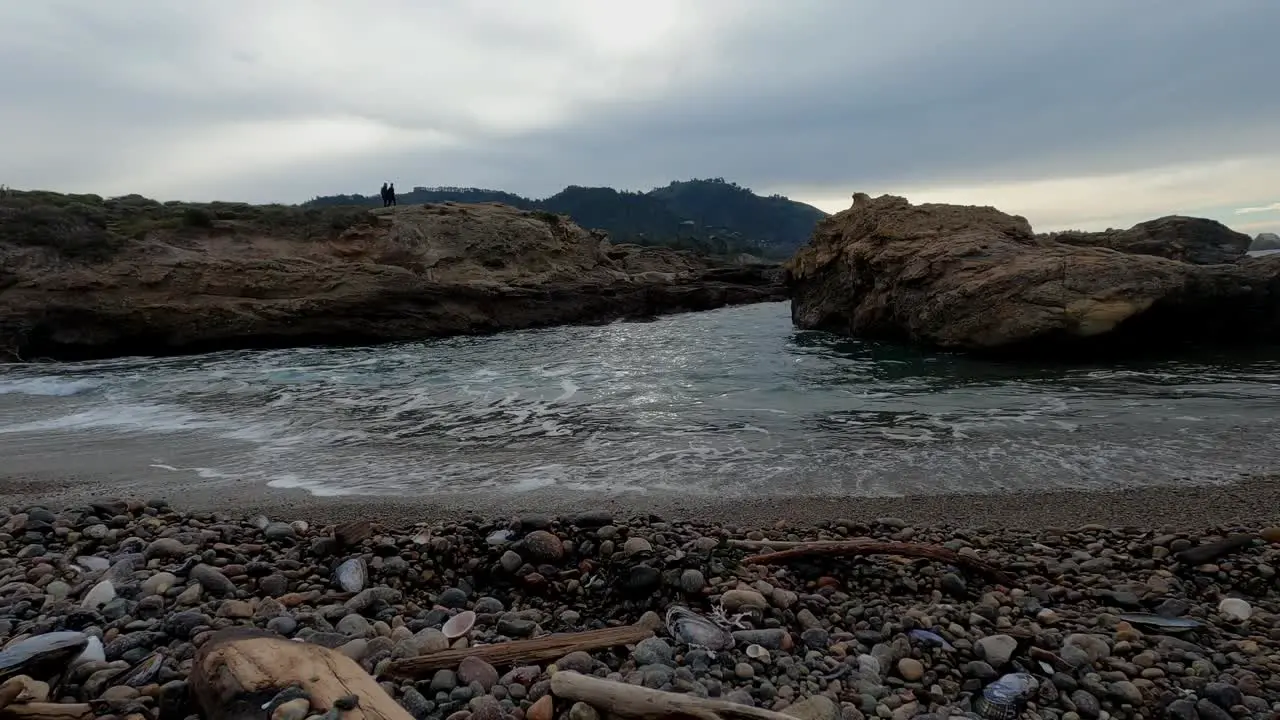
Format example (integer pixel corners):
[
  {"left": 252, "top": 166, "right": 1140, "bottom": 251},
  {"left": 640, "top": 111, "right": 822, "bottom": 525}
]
[
  {"left": 0, "top": 678, "right": 25, "bottom": 711},
  {"left": 551, "top": 671, "right": 797, "bottom": 720},
  {"left": 1173, "top": 534, "right": 1258, "bottom": 565},
  {"left": 739, "top": 540, "right": 1015, "bottom": 586},
  {"left": 383, "top": 625, "right": 653, "bottom": 680},
  {"left": 190, "top": 628, "right": 412, "bottom": 720},
  {"left": 0, "top": 704, "right": 92, "bottom": 720}
]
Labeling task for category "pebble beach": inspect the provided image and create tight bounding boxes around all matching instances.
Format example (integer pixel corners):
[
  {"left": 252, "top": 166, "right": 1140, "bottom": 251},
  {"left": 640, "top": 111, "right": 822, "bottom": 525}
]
[{"left": 1, "top": 498, "right": 1278, "bottom": 720}]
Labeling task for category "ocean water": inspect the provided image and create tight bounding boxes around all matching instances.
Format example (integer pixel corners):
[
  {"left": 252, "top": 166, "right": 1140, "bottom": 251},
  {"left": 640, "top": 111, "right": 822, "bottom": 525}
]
[{"left": 1, "top": 301, "right": 1278, "bottom": 498}]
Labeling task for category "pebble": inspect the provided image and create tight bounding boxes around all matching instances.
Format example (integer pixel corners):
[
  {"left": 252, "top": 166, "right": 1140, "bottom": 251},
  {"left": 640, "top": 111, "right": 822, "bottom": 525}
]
[{"left": 0, "top": 500, "right": 1274, "bottom": 720}]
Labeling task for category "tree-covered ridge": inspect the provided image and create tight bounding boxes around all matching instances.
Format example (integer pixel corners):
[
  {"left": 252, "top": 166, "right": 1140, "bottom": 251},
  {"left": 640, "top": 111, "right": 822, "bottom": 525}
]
[{"left": 305, "top": 178, "right": 828, "bottom": 258}]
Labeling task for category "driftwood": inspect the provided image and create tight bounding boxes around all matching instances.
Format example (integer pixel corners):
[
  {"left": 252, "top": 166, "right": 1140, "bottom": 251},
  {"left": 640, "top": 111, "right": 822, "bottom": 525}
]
[
  {"left": 0, "top": 704, "right": 92, "bottom": 720},
  {"left": 334, "top": 520, "right": 375, "bottom": 548},
  {"left": 190, "top": 628, "right": 412, "bottom": 720},
  {"left": 0, "top": 678, "right": 25, "bottom": 711},
  {"left": 384, "top": 625, "right": 653, "bottom": 680},
  {"left": 551, "top": 671, "right": 797, "bottom": 720},
  {"left": 739, "top": 540, "right": 1015, "bottom": 586},
  {"left": 1173, "top": 534, "right": 1258, "bottom": 565}
]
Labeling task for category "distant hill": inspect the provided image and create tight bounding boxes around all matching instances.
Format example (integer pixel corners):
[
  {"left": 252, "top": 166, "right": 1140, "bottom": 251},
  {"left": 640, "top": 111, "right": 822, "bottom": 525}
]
[{"left": 306, "top": 178, "right": 828, "bottom": 258}]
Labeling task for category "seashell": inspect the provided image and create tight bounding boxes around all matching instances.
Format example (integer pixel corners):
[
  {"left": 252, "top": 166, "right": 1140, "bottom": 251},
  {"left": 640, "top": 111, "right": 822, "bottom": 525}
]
[
  {"left": 72, "top": 636, "right": 106, "bottom": 666},
  {"left": 81, "top": 580, "right": 115, "bottom": 610},
  {"left": 974, "top": 672, "right": 1037, "bottom": 720},
  {"left": 908, "top": 628, "right": 955, "bottom": 651},
  {"left": 1217, "top": 598, "right": 1251, "bottom": 621},
  {"left": 250, "top": 515, "right": 271, "bottom": 530},
  {"left": 0, "top": 631, "right": 88, "bottom": 682},
  {"left": 412, "top": 530, "right": 432, "bottom": 545},
  {"left": 665, "top": 606, "right": 734, "bottom": 652},
  {"left": 442, "top": 611, "right": 476, "bottom": 640},
  {"left": 1117, "top": 613, "right": 1203, "bottom": 632},
  {"left": 333, "top": 558, "right": 367, "bottom": 593},
  {"left": 744, "top": 644, "right": 771, "bottom": 663},
  {"left": 290, "top": 520, "right": 309, "bottom": 535},
  {"left": 486, "top": 530, "right": 513, "bottom": 546},
  {"left": 118, "top": 651, "right": 164, "bottom": 687},
  {"left": 75, "top": 556, "right": 110, "bottom": 573}
]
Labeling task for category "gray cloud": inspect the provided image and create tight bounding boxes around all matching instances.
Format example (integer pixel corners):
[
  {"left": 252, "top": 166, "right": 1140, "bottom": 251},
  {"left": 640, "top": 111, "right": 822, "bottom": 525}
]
[{"left": 1, "top": 0, "right": 1277, "bottom": 229}]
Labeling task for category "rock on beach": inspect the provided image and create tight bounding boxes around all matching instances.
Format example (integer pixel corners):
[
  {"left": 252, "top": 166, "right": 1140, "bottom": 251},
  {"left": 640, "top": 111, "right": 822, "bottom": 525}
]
[{"left": 0, "top": 500, "right": 1277, "bottom": 720}]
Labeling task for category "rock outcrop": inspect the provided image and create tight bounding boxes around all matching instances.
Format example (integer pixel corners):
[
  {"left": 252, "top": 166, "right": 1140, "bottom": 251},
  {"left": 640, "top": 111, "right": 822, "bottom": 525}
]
[
  {"left": 1253, "top": 232, "right": 1280, "bottom": 251},
  {"left": 1049, "top": 216, "right": 1253, "bottom": 265},
  {"left": 786, "top": 193, "right": 1280, "bottom": 355},
  {"left": 0, "top": 202, "right": 784, "bottom": 361}
]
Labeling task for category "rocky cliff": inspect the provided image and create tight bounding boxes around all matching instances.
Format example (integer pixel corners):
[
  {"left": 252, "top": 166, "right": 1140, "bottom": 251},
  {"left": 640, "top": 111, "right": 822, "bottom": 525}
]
[
  {"left": 1254, "top": 232, "right": 1280, "bottom": 251},
  {"left": 1049, "top": 216, "right": 1253, "bottom": 265},
  {"left": 0, "top": 198, "right": 784, "bottom": 361},
  {"left": 786, "top": 193, "right": 1280, "bottom": 356}
]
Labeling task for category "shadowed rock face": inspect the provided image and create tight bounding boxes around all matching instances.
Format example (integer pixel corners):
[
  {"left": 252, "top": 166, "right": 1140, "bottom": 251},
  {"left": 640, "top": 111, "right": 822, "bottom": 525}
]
[
  {"left": 0, "top": 203, "right": 784, "bottom": 361},
  {"left": 785, "top": 193, "right": 1280, "bottom": 356},
  {"left": 1254, "top": 232, "right": 1280, "bottom": 251}
]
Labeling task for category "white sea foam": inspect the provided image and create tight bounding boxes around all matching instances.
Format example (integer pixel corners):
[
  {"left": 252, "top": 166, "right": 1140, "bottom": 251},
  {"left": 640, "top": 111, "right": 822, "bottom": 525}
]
[{"left": 0, "top": 377, "right": 101, "bottom": 397}]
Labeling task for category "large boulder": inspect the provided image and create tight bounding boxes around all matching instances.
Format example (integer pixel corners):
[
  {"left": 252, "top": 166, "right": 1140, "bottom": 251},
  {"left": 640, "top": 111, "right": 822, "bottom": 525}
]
[
  {"left": 0, "top": 200, "right": 784, "bottom": 361},
  {"left": 1253, "top": 232, "right": 1280, "bottom": 251},
  {"left": 1050, "top": 216, "right": 1252, "bottom": 265},
  {"left": 786, "top": 193, "right": 1280, "bottom": 355}
]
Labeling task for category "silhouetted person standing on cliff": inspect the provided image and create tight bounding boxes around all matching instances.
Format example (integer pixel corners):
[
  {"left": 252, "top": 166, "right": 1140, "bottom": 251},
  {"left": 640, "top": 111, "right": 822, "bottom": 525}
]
[
  {"left": 380, "top": 182, "right": 390, "bottom": 207},
  {"left": 387, "top": 183, "right": 397, "bottom": 207}
]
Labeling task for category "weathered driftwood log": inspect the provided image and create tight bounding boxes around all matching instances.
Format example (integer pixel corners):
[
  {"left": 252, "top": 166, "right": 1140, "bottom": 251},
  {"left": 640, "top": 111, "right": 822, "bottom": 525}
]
[
  {"left": 0, "top": 678, "right": 26, "bottom": 711},
  {"left": 190, "top": 628, "right": 412, "bottom": 720},
  {"left": 383, "top": 625, "right": 653, "bottom": 680},
  {"left": 738, "top": 540, "right": 1015, "bottom": 586},
  {"left": 1173, "top": 534, "right": 1258, "bottom": 565},
  {"left": 0, "top": 703, "right": 92, "bottom": 720},
  {"left": 551, "top": 671, "right": 798, "bottom": 720},
  {"left": 334, "top": 520, "right": 375, "bottom": 548}
]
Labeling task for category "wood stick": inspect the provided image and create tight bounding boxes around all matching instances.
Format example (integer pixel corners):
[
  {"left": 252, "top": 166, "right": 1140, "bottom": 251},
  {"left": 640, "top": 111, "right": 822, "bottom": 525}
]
[
  {"left": 1173, "top": 534, "right": 1258, "bottom": 565},
  {"left": 0, "top": 703, "right": 93, "bottom": 720},
  {"left": 334, "top": 520, "right": 375, "bottom": 548},
  {"left": 0, "top": 678, "right": 25, "bottom": 711},
  {"left": 383, "top": 625, "right": 653, "bottom": 680},
  {"left": 741, "top": 540, "right": 1015, "bottom": 586},
  {"left": 190, "top": 628, "right": 412, "bottom": 720},
  {"left": 551, "top": 671, "right": 797, "bottom": 720},
  {"left": 728, "top": 539, "right": 858, "bottom": 551}
]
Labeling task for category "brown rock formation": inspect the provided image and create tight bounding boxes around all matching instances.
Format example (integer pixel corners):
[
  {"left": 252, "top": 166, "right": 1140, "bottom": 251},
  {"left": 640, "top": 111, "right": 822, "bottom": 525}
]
[
  {"left": 1048, "top": 215, "right": 1253, "bottom": 265},
  {"left": 0, "top": 200, "right": 783, "bottom": 361},
  {"left": 786, "top": 193, "right": 1280, "bottom": 355}
]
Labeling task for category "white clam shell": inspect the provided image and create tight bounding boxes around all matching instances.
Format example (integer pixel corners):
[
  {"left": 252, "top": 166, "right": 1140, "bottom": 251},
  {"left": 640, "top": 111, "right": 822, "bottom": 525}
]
[
  {"left": 442, "top": 611, "right": 476, "bottom": 639},
  {"left": 81, "top": 580, "right": 115, "bottom": 610},
  {"left": 745, "top": 644, "right": 771, "bottom": 662}
]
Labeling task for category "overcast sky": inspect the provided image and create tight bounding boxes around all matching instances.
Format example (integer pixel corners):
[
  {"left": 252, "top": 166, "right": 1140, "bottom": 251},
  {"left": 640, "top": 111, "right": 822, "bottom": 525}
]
[{"left": 2, "top": 0, "right": 1278, "bottom": 235}]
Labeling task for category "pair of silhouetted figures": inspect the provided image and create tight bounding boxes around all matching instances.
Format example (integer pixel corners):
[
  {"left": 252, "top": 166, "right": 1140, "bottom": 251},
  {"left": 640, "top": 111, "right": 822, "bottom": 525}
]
[{"left": 380, "top": 182, "right": 397, "bottom": 207}]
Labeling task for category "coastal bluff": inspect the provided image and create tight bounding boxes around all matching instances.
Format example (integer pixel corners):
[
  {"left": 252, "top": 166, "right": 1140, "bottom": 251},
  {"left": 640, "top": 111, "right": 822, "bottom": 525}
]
[
  {"left": 786, "top": 193, "right": 1280, "bottom": 356},
  {"left": 0, "top": 193, "right": 784, "bottom": 361}
]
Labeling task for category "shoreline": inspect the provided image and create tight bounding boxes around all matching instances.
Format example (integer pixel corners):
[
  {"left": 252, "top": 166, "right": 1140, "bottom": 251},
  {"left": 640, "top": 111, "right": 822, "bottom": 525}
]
[{"left": 5, "top": 471, "right": 1278, "bottom": 531}]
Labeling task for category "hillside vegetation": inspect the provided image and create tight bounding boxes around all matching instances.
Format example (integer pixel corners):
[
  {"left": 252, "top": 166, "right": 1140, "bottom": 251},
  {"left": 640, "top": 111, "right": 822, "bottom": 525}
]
[{"left": 306, "top": 178, "right": 828, "bottom": 258}]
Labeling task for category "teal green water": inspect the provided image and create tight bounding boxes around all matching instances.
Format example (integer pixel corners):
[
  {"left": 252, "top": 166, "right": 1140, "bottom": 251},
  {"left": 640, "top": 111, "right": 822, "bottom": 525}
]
[{"left": 1, "top": 302, "right": 1278, "bottom": 497}]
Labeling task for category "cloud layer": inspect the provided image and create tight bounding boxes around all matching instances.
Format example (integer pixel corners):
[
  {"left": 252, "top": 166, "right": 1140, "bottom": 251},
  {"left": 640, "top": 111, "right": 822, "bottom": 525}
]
[{"left": 2, "top": 0, "right": 1277, "bottom": 234}]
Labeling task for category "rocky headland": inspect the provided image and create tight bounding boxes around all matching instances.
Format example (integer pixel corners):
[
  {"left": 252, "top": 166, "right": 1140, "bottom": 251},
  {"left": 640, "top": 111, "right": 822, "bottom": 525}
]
[
  {"left": 786, "top": 194, "right": 1280, "bottom": 356},
  {"left": 0, "top": 500, "right": 1277, "bottom": 720},
  {"left": 1252, "top": 233, "right": 1280, "bottom": 252},
  {"left": 0, "top": 192, "right": 784, "bottom": 362}
]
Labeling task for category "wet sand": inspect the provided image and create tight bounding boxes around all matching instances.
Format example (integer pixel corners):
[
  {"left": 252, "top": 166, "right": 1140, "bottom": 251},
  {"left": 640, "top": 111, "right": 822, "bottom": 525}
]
[{"left": 3, "top": 461, "right": 1277, "bottom": 531}]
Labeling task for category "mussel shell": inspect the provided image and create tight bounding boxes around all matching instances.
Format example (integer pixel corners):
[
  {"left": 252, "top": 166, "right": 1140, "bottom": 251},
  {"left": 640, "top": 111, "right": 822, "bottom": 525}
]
[
  {"left": 333, "top": 558, "right": 367, "bottom": 593},
  {"left": 665, "top": 606, "right": 734, "bottom": 652},
  {"left": 117, "top": 651, "right": 164, "bottom": 687},
  {"left": 0, "top": 632, "right": 88, "bottom": 682}
]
